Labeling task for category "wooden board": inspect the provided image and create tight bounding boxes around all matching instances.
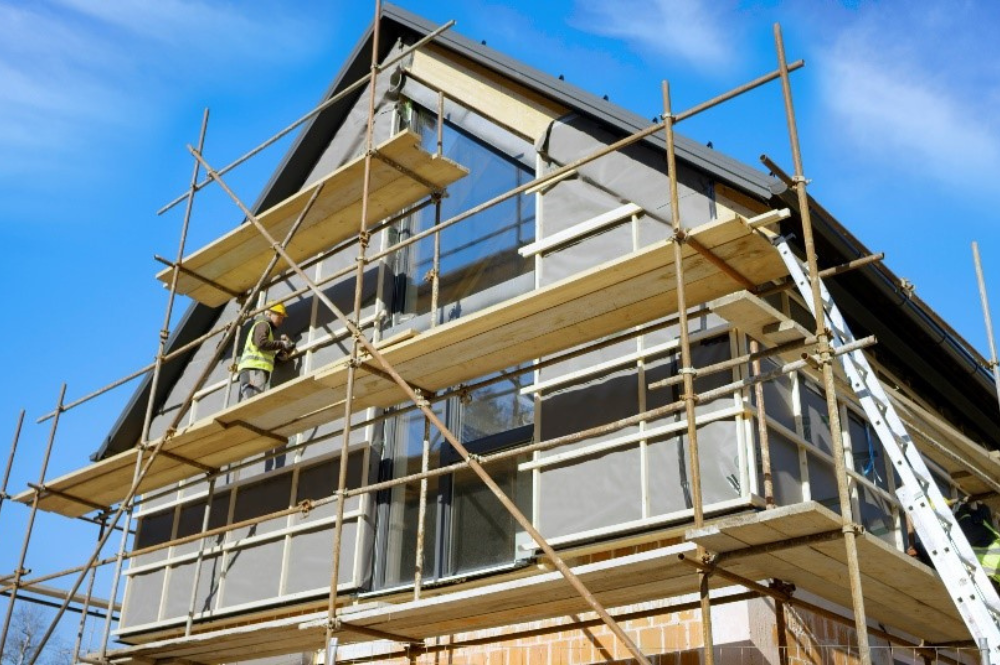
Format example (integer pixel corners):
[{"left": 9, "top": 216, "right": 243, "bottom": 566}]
[
  {"left": 19, "top": 214, "right": 786, "bottom": 517},
  {"left": 156, "top": 130, "right": 468, "bottom": 307},
  {"left": 411, "top": 46, "right": 568, "bottom": 142},
  {"left": 686, "top": 501, "right": 970, "bottom": 643},
  {"left": 312, "top": 213, "right": 788, "bottom": 410},
  {"left": 708, "top": 291, "right": 810, "bottom": 346}
]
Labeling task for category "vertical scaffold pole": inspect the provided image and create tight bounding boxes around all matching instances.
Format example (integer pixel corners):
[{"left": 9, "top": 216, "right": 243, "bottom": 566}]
[
  {"left": 750, "top": 340, "right": 775, "bottom": 508},
  {"left": 770, "top": 580, "right": 791, "bottom": 665},
  {"left": 183, "top": 476, "right": 218, "bottom": 635},
  {"left": 0, "top": 384, "right": 66, "bottom": 658},
  {"left": 326, "top": 0, "right": 382, "bottom": 639},
  {"left": 662, "top": 80, "right": 715, "bottom": 665},
  {"left": 0, "top": 410, "right": 25, "bottom": 521},
  {"left": 73, "top": 516, "right": 107, "bottom": 662},
  {"left": 414, "top": 95, "right": 444, "bottom": 600},
  {"left": 772, "top": 23, "right": 871, "bottom": 663},
  {"left": 413, "top": 416, "right": 432, "bottom": 600},
  {"left": 97, "top": 108, "right": 212, "bottom": 661},
  {"left": 972, "top": 241, "right": 1000, "bottom": 415}
]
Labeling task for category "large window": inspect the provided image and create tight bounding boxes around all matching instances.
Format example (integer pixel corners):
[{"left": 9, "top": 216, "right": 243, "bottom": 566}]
[
  {"left": 387, "top": 103, "right": 535, "bottom": 330},
  {"left": 375, "top": 370, "right": 534, "bottom": 590}
]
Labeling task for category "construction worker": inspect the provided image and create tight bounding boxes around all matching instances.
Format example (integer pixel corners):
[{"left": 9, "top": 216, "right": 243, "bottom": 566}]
[
  {"left": 955, "top": 500, "right": 1000, "bottom": 594},
  {"left": 908, "top": 499, "right": 1000, "bottom": 594},
  {"left": 237, "top": 301, "right": 295, "bottom": 401}
]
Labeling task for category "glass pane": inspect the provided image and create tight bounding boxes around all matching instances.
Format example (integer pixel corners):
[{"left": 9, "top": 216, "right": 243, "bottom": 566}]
[
  {"left": 859, "top": 486, "right": 896, "bottom": 545},
  {"left": 801, "top": 382, "right": 833, "bottom": 455},
  {"left": 449, "top": 454, "right": 528, "bottom": 575},
  {"left": 461, "top": 368, "right": 534, "bottom": 443},
  {"left": 807, "top": 454, "right": 839, "bottom": 512},
  {"left": 381, "top": 404, "right": 446, "bottom": 587},
  {"left": 391, "top": 108, "right": 535, "bottom": 327},
  {"left": 757, "top": 359, "right": 795, "bottom": 430},
  {"left": 849, "top": 413, "right": 889, "bottom": 491}
]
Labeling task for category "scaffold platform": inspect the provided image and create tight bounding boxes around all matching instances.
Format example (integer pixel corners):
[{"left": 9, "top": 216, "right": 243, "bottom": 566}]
[
  {"left": 99, "top": 503, "right": 967, "bottom": 665},
  {"left": 18, "top": 213, "right": 785, "bottom": 517},
  {"left": 155, "top": 129, "right": 469, "bottom": 307}
]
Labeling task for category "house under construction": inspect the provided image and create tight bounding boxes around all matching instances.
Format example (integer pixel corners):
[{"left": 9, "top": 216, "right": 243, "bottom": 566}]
[{"left": 4, "top": 4, "right": 1000, "bottom": 665}]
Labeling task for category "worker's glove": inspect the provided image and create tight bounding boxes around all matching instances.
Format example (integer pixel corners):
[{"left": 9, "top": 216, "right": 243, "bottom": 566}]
[{"left": 279, "top": 334, "right": 296, "bottom": 351}]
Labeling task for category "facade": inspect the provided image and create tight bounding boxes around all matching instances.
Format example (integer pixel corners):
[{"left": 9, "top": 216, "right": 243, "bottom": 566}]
[{"left": 20, "top": 5, "right": 1000, "bottom": 665}]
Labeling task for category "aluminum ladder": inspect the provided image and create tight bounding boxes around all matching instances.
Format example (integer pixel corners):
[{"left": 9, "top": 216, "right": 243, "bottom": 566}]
[{"left": 775, "top": 236, "right": 1000, "bottom": 661}]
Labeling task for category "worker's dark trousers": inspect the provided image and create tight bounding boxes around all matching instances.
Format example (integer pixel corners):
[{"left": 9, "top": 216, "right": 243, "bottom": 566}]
[{"left": 238, "top": 369, "right": 269, "bottom": 402}]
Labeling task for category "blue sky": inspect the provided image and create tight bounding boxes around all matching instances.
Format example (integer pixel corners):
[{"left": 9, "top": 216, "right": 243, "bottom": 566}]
[{"left": 1, "top": 0, "right": 999, "bottom": 651}]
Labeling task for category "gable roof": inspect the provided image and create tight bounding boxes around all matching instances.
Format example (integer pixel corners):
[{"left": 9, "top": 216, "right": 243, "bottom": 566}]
[{"left": 98, "top": 3, "right": 999, "bottom": 461}]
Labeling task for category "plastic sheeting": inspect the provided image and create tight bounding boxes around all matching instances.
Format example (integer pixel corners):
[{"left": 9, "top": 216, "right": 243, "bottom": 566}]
[
  {"left": 538, "top": 114, "right": 716, "bottom": 231},
  {"left": 122, "top": 452, "right": 368, "bottom": 630}
]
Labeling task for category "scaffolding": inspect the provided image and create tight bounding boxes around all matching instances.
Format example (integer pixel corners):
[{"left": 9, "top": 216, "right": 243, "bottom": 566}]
[{"left": 2, "top": 5, "right": 998, "bottom": 665}]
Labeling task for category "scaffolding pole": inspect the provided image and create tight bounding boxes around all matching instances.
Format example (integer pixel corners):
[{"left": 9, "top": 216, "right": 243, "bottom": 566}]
[
  {"left": 0, "top": 384, "right": 66, "bottom": 660},
  {"left": 773, "top": 22, "right": 872, "bottom": 664},
  {"left": 72, "top": 518, "right": 107, "bottom": 663},
  {"left": 972, "top": 241, "right": 1000, "bottom": 415},
  {"left": 0, "top": 410, "right": 24, "bottom": 521},
  {"left": 663, "top": 78, "right": 715, "bottom": 665},
  {"left": 326, "top": 0, "right": 383, "bottom": 642},
  {"left": 751, "top": 339, "right": 776, "bottom": 508}
]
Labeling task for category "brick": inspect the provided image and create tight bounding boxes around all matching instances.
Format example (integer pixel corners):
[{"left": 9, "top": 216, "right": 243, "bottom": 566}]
[
  {"left": 507, "top": 647, "right": 528, "bottom": 665},
  {"left": 589, "top": 630, "right": 617, "bottom": 660},
  {"left": 639, "top": 627, "right": 663, "bottom": 653},
  {"left": 664, "top": 624, "right": 684, "bottom": 651},
  {"left": 685, "top": 621, "right": 703, "bottom": 649}
]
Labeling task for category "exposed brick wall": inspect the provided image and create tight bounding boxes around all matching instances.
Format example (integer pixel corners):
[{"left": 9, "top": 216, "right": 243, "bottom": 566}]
[
  {"left": 332, "top": 591, "right": 981, "bottom": 665},
  {"left": 337, "top": 588, "right": 735, "bottom": 665}
]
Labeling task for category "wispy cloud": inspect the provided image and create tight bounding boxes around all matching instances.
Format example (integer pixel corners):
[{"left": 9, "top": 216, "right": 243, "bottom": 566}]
[
  {"left": 0, "top": 1, "right": 321, "bottom": 177},
  {"left": 814, "top": 5, "right": 1000, "bottom": 190},
  {"left": 570, "top": 0, "right": 734, "bottom": 73}
]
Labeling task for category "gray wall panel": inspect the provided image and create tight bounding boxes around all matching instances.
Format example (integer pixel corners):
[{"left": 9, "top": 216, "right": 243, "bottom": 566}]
[
  {"left": 540, "top": 115, "right": 713, "bottom": 230},
  {"left": 539, "top": 369, "right": 640, "bottom": 457},
  {"left": 163, "top": 554, "right": 223, "bottom": 619},
  {"left": 304, "top": 44, "right": 405, "bottom": 187},
  {"left": 121, "top": 569, "right": 165, "bottom": 628},
  {"left": 220, "top": 541, "right": 283, "bottom": 607},
  {"left": 766, "top": 429, "right": 803, "bottom": 505},
  {"left": 647, "top": 434, "right": 692, "bottom": 515},
  {"left": 231, "top": 473, "right": 293, "bottom": 540},
  {"left": 286, "top": 527, "right": 331, "bottom": 595},
  {"left": 538, "top": 444, "right": 643, "bottom": 539}
]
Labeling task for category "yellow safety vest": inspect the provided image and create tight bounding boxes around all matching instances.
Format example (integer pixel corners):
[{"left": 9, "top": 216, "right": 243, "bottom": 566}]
[{"left": 237, "top": 317, "right": 276, "bottom": 373}]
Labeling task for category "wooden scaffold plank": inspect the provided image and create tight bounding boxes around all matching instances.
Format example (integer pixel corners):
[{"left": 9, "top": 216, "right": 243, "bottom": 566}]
[{"left": 156, "top": 129, "right": 469, "bottom": 307}]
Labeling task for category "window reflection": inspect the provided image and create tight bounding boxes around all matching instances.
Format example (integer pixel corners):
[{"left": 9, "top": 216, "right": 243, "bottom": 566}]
[{"left": 390, "top": 106, "right": 535, "bottom": 328}]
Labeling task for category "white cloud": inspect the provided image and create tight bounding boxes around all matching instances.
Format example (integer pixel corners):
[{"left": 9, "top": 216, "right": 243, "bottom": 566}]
[
  {"left": 0, "top": 1, "right": 320, "bottom": 178},
  {"left": 815, "top": 8, "right": 1000, "bottom": 190},
  {"left": 571, "top": 0, "right": 733, "bottom": 72}
]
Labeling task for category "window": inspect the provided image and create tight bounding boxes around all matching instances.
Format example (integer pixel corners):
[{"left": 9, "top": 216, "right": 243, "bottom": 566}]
[
  {"left": 375, "top": 369, "right": 534, "bottom": 589},
  {"left": 387, "top": 104, "right": 535, "bottom": 330}
]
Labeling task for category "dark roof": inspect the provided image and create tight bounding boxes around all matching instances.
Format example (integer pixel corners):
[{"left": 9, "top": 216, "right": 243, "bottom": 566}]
[{"left": 99, "top": 3, "right": 999, "bottom": 460}]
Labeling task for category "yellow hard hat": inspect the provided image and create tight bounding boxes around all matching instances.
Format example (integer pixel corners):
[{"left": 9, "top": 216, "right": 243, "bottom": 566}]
[{"left": 266, "top": 301, "right": 287, "bottom": 317}]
